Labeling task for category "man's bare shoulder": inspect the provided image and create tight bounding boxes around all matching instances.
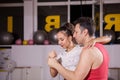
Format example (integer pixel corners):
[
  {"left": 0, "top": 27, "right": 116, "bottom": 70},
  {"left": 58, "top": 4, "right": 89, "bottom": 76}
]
[
  {"left": 80, "top": 47, "right": 97, "bottom": 57},
  {"left": 79, "top": 47, "right": 95, "bottom": 66}
]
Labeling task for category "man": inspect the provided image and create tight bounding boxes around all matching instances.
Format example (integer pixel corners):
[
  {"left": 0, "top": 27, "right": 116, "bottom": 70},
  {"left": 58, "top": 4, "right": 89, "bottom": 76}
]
[{"left": 48, "top": 17, "right": 109, "bottom": 80}]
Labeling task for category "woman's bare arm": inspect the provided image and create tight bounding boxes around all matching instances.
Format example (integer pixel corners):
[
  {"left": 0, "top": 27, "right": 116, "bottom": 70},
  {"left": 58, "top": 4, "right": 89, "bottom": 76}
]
[{"left": 50, "top": 67, "right": 58, "bottom": 77}]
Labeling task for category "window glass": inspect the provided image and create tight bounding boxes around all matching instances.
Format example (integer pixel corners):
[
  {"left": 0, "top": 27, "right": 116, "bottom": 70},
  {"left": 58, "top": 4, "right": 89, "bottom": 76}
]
[
  {"left": 103, "top": 3, "right": 120, "bottom": 44},
  {"left": 38, "top": 6, "right": 67, "bottom": 32},
  {"left": 0, "top": 7, "right": 24, "bottom": 41},
  {"left": 0, "top": 0, "right": 23, "bottom": 3},
  {"left": 71, "top": 0, "right": 92, "bottom": 1},
  {"left": 38, "top": 0, "right": 67, "bottom": 2},
  {"left": 94, "top": 4, "right": 100, "bottom": 37},
  {"left": 70, "top": 5, "right": 92, "bottom": 22}
]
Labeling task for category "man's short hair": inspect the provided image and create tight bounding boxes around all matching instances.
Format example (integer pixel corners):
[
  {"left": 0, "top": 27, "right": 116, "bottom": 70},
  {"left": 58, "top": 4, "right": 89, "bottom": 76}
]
[{"left": 73, "top": 17, "right": 95, "bottom": 37}]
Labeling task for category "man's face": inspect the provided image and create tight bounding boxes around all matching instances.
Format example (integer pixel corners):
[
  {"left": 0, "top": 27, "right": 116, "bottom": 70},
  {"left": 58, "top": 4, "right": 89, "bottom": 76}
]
[{"left": 73, "top": 24, "right": 84, "bottom": 44}]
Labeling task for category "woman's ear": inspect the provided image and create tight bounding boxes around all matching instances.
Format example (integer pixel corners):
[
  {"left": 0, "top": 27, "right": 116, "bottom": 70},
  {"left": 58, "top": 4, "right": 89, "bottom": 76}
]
[{"left": 68, "top": 36, "right": 72, "bottom": 41}]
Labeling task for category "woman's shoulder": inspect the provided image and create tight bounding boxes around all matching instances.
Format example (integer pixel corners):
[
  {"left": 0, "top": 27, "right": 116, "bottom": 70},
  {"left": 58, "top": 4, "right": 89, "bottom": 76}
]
[{"left": 74, "top": 45, "right": 83, "bottom": 50}]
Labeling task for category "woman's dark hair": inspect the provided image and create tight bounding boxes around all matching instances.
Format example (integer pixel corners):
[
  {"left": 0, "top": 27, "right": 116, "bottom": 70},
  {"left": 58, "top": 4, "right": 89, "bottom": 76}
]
[
  {"left": 73, "top": 17, "right": 95, "bottom": 37},
  {"left": 57, "top": 23, "right": 74, "bottom": 37}
]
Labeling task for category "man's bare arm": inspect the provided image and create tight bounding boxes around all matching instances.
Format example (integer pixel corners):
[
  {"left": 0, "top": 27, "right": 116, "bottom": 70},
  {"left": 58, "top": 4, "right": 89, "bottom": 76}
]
[{"left": 48, "top": 49, "right": 93, "bottom": 80}]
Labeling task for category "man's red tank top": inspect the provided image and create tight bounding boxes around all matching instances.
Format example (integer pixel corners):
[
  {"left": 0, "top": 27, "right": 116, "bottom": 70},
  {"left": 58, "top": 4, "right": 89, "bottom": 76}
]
[{"left": 85, "top": 43, "right": 109, "bottom": 80}]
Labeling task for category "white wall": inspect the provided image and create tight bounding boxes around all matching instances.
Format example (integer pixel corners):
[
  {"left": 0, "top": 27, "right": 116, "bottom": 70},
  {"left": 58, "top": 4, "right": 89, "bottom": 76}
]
[
  {"left": 11, "top": 45, "right": 63, "bottom": 80},
  {"left": 10, "top": 45, "right": 120, "bottom": 80}
]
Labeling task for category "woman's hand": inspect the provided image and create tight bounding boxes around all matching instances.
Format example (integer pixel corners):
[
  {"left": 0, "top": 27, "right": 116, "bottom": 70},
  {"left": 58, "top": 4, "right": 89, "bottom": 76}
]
[
  {"left": 84, "top": 39, "right": 96, "bottom": 48},
  {"left": 48, "top": 50, "right": 57, "bottom": 58},
  {"left": 48, "top": 58, "right": 59, "bottom": 68}
]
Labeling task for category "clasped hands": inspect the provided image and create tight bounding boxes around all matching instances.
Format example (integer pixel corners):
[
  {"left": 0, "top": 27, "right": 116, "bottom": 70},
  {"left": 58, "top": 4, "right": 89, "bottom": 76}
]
[{"left": 47, "top": 50, "right": 59, "bottom": 68}]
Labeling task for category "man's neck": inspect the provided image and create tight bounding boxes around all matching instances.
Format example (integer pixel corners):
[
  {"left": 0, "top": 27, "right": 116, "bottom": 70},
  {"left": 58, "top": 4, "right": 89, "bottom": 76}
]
[{"left": 83, "top": 36, "right": 93, "bottom": 46}]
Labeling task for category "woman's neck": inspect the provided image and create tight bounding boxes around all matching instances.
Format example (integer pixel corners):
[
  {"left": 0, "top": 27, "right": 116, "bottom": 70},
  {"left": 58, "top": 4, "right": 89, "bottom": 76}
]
[{"left": 66, "top": 42, "right": 76, "bottom": 52}]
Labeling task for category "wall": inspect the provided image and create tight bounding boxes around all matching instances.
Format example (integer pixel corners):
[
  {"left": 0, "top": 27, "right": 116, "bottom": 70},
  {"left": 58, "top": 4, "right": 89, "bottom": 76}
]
[{"left": 1, "top": 45, "right": 120, "bottom": 80}]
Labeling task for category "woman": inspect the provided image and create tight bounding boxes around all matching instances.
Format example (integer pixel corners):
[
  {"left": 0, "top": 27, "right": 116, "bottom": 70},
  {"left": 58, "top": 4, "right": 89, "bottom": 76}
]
[{"left": 48, "top": 23, "right": 111, "bottom": 80}]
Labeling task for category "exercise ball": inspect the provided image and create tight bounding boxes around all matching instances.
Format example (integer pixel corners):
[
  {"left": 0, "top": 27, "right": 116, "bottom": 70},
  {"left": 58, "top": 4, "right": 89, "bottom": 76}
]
[
  {"left": 0, "top": 32, "right": 14, "bottom": 45},
  {"left": 28, "top": 39, "right": 34, "bottom": 45},
  {"left": 103, "top": 30, "right": 116, "bottom": 44},
  {"left": 15, "top": 39, "right": 22, "bottom": 45},
  {"left": 44, "top": 40, "right": 49, "bottom": 45},
  {"left": 48, "top": 29, "right": 58, "bottom": 45},
  {"left": 23, "top": 40, "right": 28, "bottom": 45},
  {"left": 33, "top": 30, "right": 47, "bottom": 45},
  {"left": 116, "top": 32, "right": 120, "bottom": 44}
]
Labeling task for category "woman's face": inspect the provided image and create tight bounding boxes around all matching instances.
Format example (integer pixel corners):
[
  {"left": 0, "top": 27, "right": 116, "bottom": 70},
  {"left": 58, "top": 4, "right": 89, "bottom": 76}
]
[{"left": 56, "top": 31, "right": 71, "bottom": 49}]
